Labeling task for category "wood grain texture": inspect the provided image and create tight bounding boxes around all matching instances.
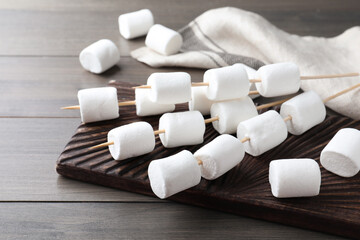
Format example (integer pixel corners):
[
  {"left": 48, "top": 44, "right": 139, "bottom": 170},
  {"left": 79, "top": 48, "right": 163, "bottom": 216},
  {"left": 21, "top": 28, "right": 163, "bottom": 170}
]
[
  {"left": 57, "top": 82, "right": 360, "bottom": 239},
  {"left": 0, "top": 56, "right": 204, "bottom": 117},
  {"left": 0, "top": 0, "right": 360, "bottom": 56},
  {"left": 0, "top": 202, "right": 342, "bottom": 240},
  {"left": 0, "top": 117, "right": 158, "bottom": 202}
]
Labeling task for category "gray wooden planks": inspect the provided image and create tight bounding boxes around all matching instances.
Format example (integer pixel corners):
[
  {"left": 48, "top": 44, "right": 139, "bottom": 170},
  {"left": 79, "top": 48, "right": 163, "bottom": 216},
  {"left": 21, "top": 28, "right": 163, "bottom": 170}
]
[
  {"left": 0, "top": 203, "right": 343, "bottom": 240},
  {"left": 0, "top": 117, "right": 158, "bottom": 202},
  {"left": 0, "top": 0, "right": 359, "bottom": 56}
]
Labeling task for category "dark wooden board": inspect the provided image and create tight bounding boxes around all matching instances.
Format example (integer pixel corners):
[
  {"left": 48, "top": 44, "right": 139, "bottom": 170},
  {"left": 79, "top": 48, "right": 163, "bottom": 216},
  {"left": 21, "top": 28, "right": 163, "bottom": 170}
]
[{"left": 57, "top": 81, "right": 360, "bottom": 239}]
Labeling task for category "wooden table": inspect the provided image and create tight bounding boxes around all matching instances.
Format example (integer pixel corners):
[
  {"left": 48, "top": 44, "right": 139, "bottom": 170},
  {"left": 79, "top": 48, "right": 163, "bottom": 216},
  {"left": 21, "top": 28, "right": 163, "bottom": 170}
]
[{"left": 0, "top": 1, "right": 358, "bottom": 239}]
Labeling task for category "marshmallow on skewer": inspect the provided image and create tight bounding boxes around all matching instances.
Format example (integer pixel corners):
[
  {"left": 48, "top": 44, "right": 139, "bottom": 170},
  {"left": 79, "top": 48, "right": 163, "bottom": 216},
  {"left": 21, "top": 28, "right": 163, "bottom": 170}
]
[
  {"left": 320, "top": 128, "right": 360, "bottom": 177},
  {"left": 255, "top": 62, "right": 300, "bottom": 97},
  {"left": 210, "top": 97, "right": 258, "bottom": 134},
  {"left": 78, "top": 87, "right": 119, "bottom": 123},
  {"left": 280, "top": 91, "right": 326, "bottom": 135},
  {"left": 107, "top": 122, "right": 155, "bottom": 161},
  {"left": 237, "top": 110, "right": 288, "bottom": 156},
  {"left": 148, "top": 150, "right": 201, "bottom": 199},
  {"left": 118, "top": 9, "right": 154, "bottom": 39},
  {"left": 194, "top": 134, "right": 245, "bottom": 180},
  {"left": 204, "top": 64, "right": 249, "bottom": 101},
  {"left": 234, "top": 63, "right": 260, "bottom": 99},
  {"left": 159, "top": 111, "right": 206, "bottom": 148},
  {"left": 188, "top": 87, "right": 214, "bottom": 115},
  {"left": 145, "top": 24, "right": 183, "bottom": 56},
  {"left": 269, "top": 159, "right": 321, "bottom": 198},
  {"left": 135, "top": 88, "right": 175, "bottom": 116},
  {"left": 147, "top": 72, "right": 192, "bottom": 104},
  {"left": 79, "top": 39, "right": 120, "bottom": 74}
]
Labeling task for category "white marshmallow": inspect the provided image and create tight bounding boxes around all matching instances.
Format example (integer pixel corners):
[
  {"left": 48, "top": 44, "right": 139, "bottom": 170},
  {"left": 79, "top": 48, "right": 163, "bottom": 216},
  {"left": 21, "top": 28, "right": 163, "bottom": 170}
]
[
  {"left": 145, "top": 24, "right": 183, "bottom": 56},
  {"left": 204, "top": 64, "right": 249, "bottom": 101},
  {"left": 135, "top": 89, "right": 175, "bottom": 116},
  {"left": 147, "top": 72, "right": 191, "bottom": 104},
  {"left": 233, "top": 63, "right": 259, "bottom": 99},
  {"left": 269, "top": 159, "right": 321, "bottom": 198},
  {"left": 79, "top": 39, "right": 120, "bottom": 74},
  {"left": 210, "top": 97, "right": 258, "bottom": 134},
  {"left": 148, "top": 150, "right": 201, "bottom": 199},
  {"left": 78, "top": 87, "right": 119, "bottom": 123},
  {"left": 159, "top": 111, "right": 205, "bottom": 148},
  {"left": 118, "top": 9, "right": 154, "bottom": 39},
  {"left": 194, "top": 134, "right": 245, "bottom": 180},
  {"left": 320, "top": 128, "right": 360, "bottom": 177},
  {"left": 280, "top": 91, "right": 326, "bottom": 135},
  {"left": 237, "top": 110, "right": 288, "bottom": 156},
  {"left": 188, "top": 87, "right": 214, "bottom": 115},
  {"left": 108, "top": 122, "right": 155, "bottom": 160},
  {"left": 255, "top": 62, "right": 300, "bottom": 97}
]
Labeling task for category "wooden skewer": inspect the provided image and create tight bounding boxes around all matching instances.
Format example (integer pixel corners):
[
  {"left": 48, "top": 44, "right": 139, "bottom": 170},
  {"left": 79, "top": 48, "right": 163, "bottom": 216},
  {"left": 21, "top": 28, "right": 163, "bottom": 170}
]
[
  {"left": 279, "top": 82, "right": 360, "bottom": 123},
  {"left": 256, "top": 97, "right": 292, "bottom": 111},
  {"left": 133, "top": 72, "right": 359, "bottom": 89},
  {"left": 153, "top": 129, "right": 165, "bottom": 135},
  {"left": 89, "top": 141, "right": 114, "bottom": 150},
  {"left": 283, "top": 115, "right": 292, "bottom": 122},
  {"left": 323, "top": 82, "right": 360, "bottom": 103},
  {"left": 240, "top": 137, "right": 250, "bottom": 143},
  {"left": 61, "top": 100, "right": 136, "bottom": 110},
  {"left": 300, "top": 72, "right": 359, "bottom": 80},
  {"left": 132, "top": 83, "right": 260, "bottom": 95}
]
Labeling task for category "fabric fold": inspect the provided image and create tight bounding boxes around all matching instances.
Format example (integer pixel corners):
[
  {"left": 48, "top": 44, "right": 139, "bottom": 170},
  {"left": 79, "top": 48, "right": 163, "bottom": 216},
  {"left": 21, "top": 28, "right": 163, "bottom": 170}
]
[{"left": 131, "top": 7, "right": 360, "bottom": 119}]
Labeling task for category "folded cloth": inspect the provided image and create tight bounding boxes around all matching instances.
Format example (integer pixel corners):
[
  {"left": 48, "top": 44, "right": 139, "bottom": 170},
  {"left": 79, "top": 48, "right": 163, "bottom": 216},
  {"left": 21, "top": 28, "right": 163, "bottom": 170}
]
[{"left": 131, "top": 7, "right": 360, "bottom": 119}]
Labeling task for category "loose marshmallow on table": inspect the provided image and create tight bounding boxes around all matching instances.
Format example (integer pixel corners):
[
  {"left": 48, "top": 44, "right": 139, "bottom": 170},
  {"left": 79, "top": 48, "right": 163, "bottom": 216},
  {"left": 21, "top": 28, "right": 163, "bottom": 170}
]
[
  {"left": 108, "top": 122, "right": 155, "bottom": 161},
  {"left": 79, "top": 39, "right": 120, "bottom": 74},
  {"left": 234, "top": 63, "right": 260, "bottom": 99},
  {"left": 210, "top": 97, "right": 258, "bottom": 134},
  {"left": 188, "top": 87, "right": 214, "bottom": 115},
  {"left": 204, "top": 64, "right": 249, "bottom": 101},
  {"left": 320, "top": 128, "right": 360, "bottom": 177},
  {"left": 194, "top": 134, "right": 245, "bottom": 180},
  {"left": 255, "top": 62, "right": 300, "bottom": 97},
  {"left": 118, "top": 9, "right": 154, "bottom": 39},
  {"left": 145, "top": 24, "right": 183, "bottom": 56},
  {"left": 78, "top": 87, "right": 119, "bottom": 123},
  {"left": 159, "top": 111, "right": 205, "bottom": 148},
  {"left": 237, "top": 110, "right": 288, "bottom": 156},
  {"left": 147, "top": 72, "right": 191, "bottom": 104},
  {"left": 135, "top": 88, "right": 175, "bottom": 116},
  {"left": 148, "top": 150, "right": 201, "bottom": 199},
  {"left": 269, "top": 159, "right": 321, "bottom": 198},
  {"left": 280, "top": 91, "right": 326, "bottom": 135}
]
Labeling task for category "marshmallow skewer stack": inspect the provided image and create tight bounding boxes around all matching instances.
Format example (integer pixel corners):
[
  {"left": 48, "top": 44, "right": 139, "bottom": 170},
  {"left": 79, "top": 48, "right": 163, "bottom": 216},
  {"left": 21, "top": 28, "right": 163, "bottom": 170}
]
[{"left": 237, "top": 82, "right": 360, "bottom": 157}]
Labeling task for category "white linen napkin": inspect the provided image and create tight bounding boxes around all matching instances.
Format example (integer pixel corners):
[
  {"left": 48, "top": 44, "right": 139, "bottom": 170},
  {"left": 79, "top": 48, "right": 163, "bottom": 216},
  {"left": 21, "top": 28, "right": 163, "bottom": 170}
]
[{"left": 132, "top": 7, "right": 360, "bottom": 119}]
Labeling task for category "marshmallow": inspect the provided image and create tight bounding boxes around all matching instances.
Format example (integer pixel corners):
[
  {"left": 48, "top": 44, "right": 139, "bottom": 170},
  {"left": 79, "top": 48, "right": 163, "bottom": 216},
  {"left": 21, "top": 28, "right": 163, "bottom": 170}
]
[
  {"left": 204, "top": 64, "right": 249, "bottom": 101},
  {"left": 78, "top": 87, "right": 119, "bottom": 123},
  {"left": 269, "top": 159, "right": 321, "bottom": 198},
  {"left": 194, "top": 134, "right": 245, "bottom": 180},
  {"left": 135, "top": 88, "right": 175, "bottom": 116},
  {"left": 280, "top": 91, "right": 326, "bottom": 135},
  {"left": 159, "top": 111, "right": 205, "bottom": 148},
  {"left": 147, "top": 72, "right": 191, "bottom": 104},
  {"left": 210, "top": 97, "right": 258, "bottom": 134},
  {"left": 237, "top": 110, "right": 288, "bottom": 156},
  {"left": 145, "top": 24, "right": 183, "bottom": 55},
  {"left": 255, "top": 62, "right": 300, "bottom": 97},
  {"left": 148, "top": 150, "right": 201, "bottom": 199},
  {"left": 235, "top": 63, "right": 260, "bottom": 99},
  {"left": 108, "top": 122, "right": 155, "bottom": 160},
  {"left": 79, "top": 39, "right": 120, "bottom": 74},
  {"left": 118, "top": 9, "right": 154, "bottom": 39},
  {"left": 188, "top": 87, "right": 214, "bottom": 115},
  {"left": 320, "top": 128, "right": 360, "bottom": 177}
]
